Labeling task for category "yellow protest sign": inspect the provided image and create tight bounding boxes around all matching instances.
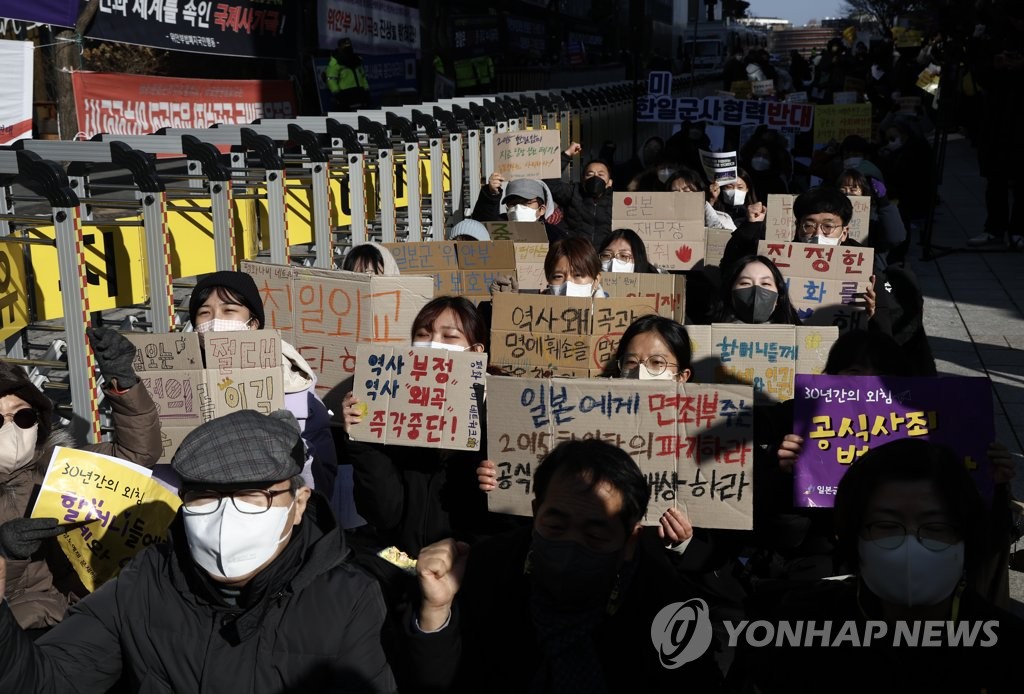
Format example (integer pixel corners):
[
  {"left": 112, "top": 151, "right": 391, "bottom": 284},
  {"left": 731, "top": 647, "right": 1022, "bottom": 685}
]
[
  {"left": 812, "top": 103, "right": 872, "bottom": 147},
  {"left": 0, "top": 240, "right": 30, "bottom": 341},
  {"left": 30, "top": 447, "right": 181, "bottom": 592}
]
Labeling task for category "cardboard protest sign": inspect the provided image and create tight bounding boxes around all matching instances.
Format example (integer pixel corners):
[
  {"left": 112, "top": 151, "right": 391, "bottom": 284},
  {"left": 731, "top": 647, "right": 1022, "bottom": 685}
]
[
  {"left": 765, "top": 194, "right": 870, "bottom": 244},
  {"left": 812, "top": 103, "right": 872, "bottom": 148},
  {"left": 491, "top": 130, "right": 562, "bottom": 180},
  {"left": 758, "top": 240, "right": 874, "bottom": 331},
  {"left": 751, "top": 79, "right": 775, "bottom": 97},
  {"left": 128, "top": 330, "right": 285, "bottom": 463},
  {"left": 703, "top": 228, "right": 734, "bottom": 270},
  {"left": 384, "top": 241, "right": 518, "bottom": 300},
  {"left": 687, "top": 324, "right": 838, "bottom": 404},
  {"left": 490, "top": 293, "right": 660, "bottom": 378},
  {"left": 514, "top": 242, "right": 550, "bottom": 292},
  {"left": 599, "top": 273, "right": 686, "bottom": 324},
  {"left": 730, "top": 81, "right": 753, "bottom": 99},
  {"left": 793, "top": 375, "right": 995, "bottom": 507},
  {"left": 699, "top": 150, "right": 738, "bottom": 186},
  {"left": 348, "top": 345, "right": 488, "bottom": 451},
  {"left": 241, "top": 262, "right": 433, "bottom": 392},
  {"left": 483, "top": 221, "right": 547, "bottom": 243},
  {"left": 612, "top": 192, "right": 706, "bottom": 270},
  {"left": 786, "top": 92, "right": 809, "bottom": 103},
  {"left": 486, "top": 376, "right": 754, "bottom": 529},
  {"left": 31, "top": 447, "right": 181, "bottom": 592}
]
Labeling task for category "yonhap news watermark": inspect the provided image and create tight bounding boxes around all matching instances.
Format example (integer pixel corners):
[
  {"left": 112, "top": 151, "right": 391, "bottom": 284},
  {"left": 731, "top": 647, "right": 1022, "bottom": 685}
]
[{"left": 651, "top": 599, "right": 999, "bottom": 668}]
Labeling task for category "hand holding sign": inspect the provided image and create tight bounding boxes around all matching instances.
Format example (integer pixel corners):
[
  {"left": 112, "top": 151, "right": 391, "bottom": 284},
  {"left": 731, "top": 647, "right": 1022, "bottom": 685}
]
[{"left": 0, "top": 517, "right": 65, "bottom": 560}]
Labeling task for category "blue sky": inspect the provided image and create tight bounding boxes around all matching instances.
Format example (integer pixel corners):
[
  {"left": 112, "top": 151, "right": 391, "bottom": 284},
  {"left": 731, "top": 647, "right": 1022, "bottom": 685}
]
[{"left": 749, "top": 0, "right": 846, "bottom": 26}]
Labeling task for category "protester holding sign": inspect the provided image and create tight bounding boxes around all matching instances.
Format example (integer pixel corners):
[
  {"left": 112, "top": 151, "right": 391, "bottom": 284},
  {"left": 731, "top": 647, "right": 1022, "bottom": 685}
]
[
  {"left": 407, "top": 439, "right": 723, "bottom": 692},
  {"left": 0, "top": 410, "right": 396, "bottom": 692},
  {"left": 543, "top": 237, "right": 608, "bottom": 297},
  {"left": 0, "top": 327, "right": 161, "bottom": 632},
  {"left": 187, "top": 271, "right": 338, "bottom": 497},
  {"left": 714, "top": 255, "right": 801, "bottom": 325},
  {"left": 470, "top": 177, "right": 566, "bottom": 242},
  {"left": 598, "top": 229, "right": 658, "bottom": 274},
  {"left": 738, "top": 439, "right": 1024, "bottom": 693},
  {"left": 341, "top": 297, "right": 494, "bottom": 558}
]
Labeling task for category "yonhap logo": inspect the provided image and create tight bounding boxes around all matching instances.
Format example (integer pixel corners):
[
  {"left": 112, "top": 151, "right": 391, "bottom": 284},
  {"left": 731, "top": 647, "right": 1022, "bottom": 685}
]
[{"left": 651, "top": 598, "right": 714, "bottom": 668}]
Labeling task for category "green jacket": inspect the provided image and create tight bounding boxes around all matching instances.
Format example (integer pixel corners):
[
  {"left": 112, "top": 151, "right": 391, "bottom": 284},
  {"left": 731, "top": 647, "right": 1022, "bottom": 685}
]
[{"left": 326, "top": 56, "right": 369, "bottom": 94}]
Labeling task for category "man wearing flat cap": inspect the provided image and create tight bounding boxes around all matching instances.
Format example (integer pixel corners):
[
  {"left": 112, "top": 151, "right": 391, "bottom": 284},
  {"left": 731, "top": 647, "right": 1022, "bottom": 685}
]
[{"left": 0, "top": 410, "right": 396, "bottom": 693}]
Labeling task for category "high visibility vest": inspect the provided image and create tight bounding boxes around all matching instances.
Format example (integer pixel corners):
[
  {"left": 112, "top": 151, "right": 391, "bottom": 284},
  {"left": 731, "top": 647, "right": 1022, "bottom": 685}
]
[
  {"left": 472, "top": 56, "right": 494, "bottom": 85},
  {"left": 326, "top": 56, "right": 369, "bottom": 94},
  {"left": 433, "top": 55, "right": 445, "bottom": 76},
  {"left": 454, "top": 59, "right": 477, "bottom": 88}
]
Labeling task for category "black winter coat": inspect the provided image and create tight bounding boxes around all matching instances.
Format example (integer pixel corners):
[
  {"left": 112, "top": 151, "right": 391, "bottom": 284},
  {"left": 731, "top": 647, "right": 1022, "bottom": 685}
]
[
  {"left": 0, "top": 496, "right": 396, "bottom": 693},
  {"left": 544, "top": 154, "right": 614, "bottom": 247}
]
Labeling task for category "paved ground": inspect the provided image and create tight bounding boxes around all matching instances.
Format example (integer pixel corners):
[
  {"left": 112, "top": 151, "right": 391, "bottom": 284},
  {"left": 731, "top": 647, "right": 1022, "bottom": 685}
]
[{"left": 913, "top": 134, "right": 1024, "bottom": 612}]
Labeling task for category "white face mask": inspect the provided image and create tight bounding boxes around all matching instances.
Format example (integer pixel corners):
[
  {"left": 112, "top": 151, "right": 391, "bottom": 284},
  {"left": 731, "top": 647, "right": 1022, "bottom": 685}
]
[
  {"left": 843, "top": 156, "right": 864, "bottom": 169},
  {"left": 510, "top": 205, "right": 540, "bottom": 223},
  {"left": 0, "top": 422, "right": 38, "bottom": 475},
  {"left": 611, "top": 258, "right": 634, "bottom": 273},
  {"left": 565, "top": 281, "right": 594, "bottom": 298},
  {"left": 859, "top": 537, "right": 964, "bottom": 607},
  {"left": 412, "top": 341, "right": 467, "bottom": 352},
  {"left": 750, "top": 156, "right": 771, "bottom": 172},
  {"left": 196, "top": 318, "right": 252, "bottom": 334},
  {"left": 870, "top": 65, "right": 885, "bottom": 81},
  {"left": 638, "top": 363, "right": 675, "bottom": 381},
  {"left": 183, "top": 497, "right": 294, "bottom": 580},
  {"left": 814, "top": 234, "right": 842, "bottom": 246},
  {"left": 722, "top": 188, "right": 746, "bottom": 206}
]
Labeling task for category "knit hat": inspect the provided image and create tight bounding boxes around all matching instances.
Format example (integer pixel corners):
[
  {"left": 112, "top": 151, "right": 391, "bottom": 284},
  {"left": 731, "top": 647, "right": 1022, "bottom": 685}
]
[
  {"left": 0, "top": 361, "right": 53, "bottom": 445},
  {"left": 172, "top": 410, "right": 305, "bottom": 486},
  {"left": 188, "top": 271, "right": 265, "bottom": 329},
  {"left": 450, "top": 219, "right": 491, "bottom": 241}
]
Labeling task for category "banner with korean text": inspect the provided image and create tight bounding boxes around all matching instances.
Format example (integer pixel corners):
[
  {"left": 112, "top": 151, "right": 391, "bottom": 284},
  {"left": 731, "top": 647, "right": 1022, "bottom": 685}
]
[
  {"left": 317, "top": 0, "right": 420, "bottom": 56},
  {"left": 487, "top": 377, "right": 754, "bottom": 529},
  {"left": 793, "top": 375, "right": 995, "bottom": 507},
  {"left": 0, "top": 40, "right": 32, "bottom": 144},
  {"left": 72, "top": 72, "right": 297, "bottom": 139}
]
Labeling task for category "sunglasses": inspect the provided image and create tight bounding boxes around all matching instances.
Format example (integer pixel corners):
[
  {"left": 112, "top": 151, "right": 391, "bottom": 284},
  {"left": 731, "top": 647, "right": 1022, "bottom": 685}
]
[{"left": 1, "top": 409, "right": 38, "bottom": 430}]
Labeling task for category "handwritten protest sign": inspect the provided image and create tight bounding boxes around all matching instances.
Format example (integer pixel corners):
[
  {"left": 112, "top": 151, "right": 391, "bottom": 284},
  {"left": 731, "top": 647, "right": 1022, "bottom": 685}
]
[
  {"left": 483, "top": 221, "right": 547, "bottom": 243},
  {"left": 612, "top": 192, "right": 706, "bottom": 270},
  {"left": 0, "top": 240, "right": 30, "bottom": 342},
  {"left": 349, "top": 345, "right": 488, "bottom": 451},
  {"left": 729, "top": 81, "right": 753, "bottom": 99},
  {"left": 687, "top": 324, "right": 837, "bottom": 404},
  {"left": 241, "top": 262, "right": 433, "bottom": 393},
  {"left": 514, "top": 242, "right": 550, "bottom": 292},
  {"left": 486, "top": 377, "right": 754, "bottom": 529},
  {"left": 490, "top": 293, "right": 660, "bottom": 378},
  {"left": 765, "top": 194, "right": 870, "bottom": 244},
  {"left": 758, "top": 240, "right": 874, "bottom": 331},
  {"left": 384, "top": 241, "right": 518, "bottom": 300},
  {"left": 793, "top": 375, "right": 995, "bottom": 507},
  {"left": 599, "top": 273, "right": 686, "bottom": 324},
  {"left": 704, "top": 228, "right": 733, "bottom": 270},
  {"left": 31, "top": 447, "right": 181, "bottom": 592},
  {"left": 128, "top": 330, "right": 284, "bottom": 463},
  {"left": 812, "top": 103, "right": 872, "bottom": 148},
  {"left": 751, "top": 79, "right": 775, "bottom": 97},
  {"left": 491, "top": 129, "right": 562, "bottom": 180},
  {"left": 699, "top": 150, "right": 738, "bottom": 185}
]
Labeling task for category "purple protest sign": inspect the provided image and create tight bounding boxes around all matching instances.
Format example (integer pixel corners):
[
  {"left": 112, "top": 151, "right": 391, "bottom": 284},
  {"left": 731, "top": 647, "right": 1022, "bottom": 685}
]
[{"left": 793, "top": 374, "right": 994, "bottom": 508}]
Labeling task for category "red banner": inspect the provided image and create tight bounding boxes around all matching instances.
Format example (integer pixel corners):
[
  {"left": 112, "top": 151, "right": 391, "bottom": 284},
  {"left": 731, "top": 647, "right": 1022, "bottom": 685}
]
[{"left": 72, "top": 72, "right": 298, "bottom": 139}]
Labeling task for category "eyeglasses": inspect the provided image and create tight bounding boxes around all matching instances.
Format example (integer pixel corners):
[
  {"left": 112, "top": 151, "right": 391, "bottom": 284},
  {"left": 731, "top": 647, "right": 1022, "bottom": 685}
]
[
  {"left": 181, "top": 488, "right": 293, "bottom": 515},
  {"left": 0, "top": 409, "right": 38, "bottom": 430},
  {"left": 599, "top": 250, "right": 634, "bottom": 262},
  {"left": 619, "top": 355, "right": 677, "bottom": 377},
  {"left": 861, "top": 520, "right": 962, "bottom": 551},
  {"left": 799, "top": 221, "right": 843, "bottom": 237}
]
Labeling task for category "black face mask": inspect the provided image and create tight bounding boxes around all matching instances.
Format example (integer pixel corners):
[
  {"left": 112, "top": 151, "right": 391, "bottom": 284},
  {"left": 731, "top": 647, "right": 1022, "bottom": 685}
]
[
  {"left": 582, "top": 176, "right": 608, "bottom": 198},
  {"left": 731, "top": 285, "right": 778, "bottom": 324},
  {"left": 529, "top": 531, "right": 622, "bottom": 611}
]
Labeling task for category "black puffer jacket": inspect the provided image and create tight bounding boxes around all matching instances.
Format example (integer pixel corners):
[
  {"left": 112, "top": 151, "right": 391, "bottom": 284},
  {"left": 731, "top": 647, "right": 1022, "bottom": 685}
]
[
  {"left": 545, "top": 153, "right": 614, "bottom": 248},
  {"left": 0, "top": 495, "right": 396, "bottom": 693}
]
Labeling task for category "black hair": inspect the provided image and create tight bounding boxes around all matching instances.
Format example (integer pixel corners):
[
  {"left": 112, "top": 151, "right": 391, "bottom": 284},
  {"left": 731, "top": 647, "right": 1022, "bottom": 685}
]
[
  {"left": 602, "top": 315, "right": 692, "bottom": 378},
  {"left": 714, "top": 167, "right": 759, "bottom": 211},
  {"left": 599, "top": 229, "right": 656, "bottom": 273},
  {"left": 544, "top": 237, "right": 601, "bottom": 282},
  {"left": 533, "top": 439, "right": 649, "bottom": 530},
  {"left": 717, "top": 254, "right": 801, "bottom": 325},
  {"left": 411, "top": 296, "right": 488, "bottom": 349},
  {"left": 834, "top": 439, "right": 986, "bottom": 576},
  {"left": 343, "top": 244, "right": 385, "bottom": 274},
  {"left": 188, "top": 286, "right": 261, "bottom": 328},
  {"left": 823, "top": 329, "right": 913, "bottom": 376},
  {"left": 835, "top": 168, "right": 876, "bottom": 200},
  {"left": 583, "top": 159, "right": 612, "bottom": 177},
  {"left": 793, "top": 186, "right": 854, "bottom": 226},
  {"left": 664, "top": 167, "right": 706, "bottom": 193}
]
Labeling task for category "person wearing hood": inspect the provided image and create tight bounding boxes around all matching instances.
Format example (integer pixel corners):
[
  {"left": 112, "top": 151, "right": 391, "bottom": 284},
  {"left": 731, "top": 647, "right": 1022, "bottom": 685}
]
[
  {"left": 544, "top": 142, "right": 615, "bottom": 248},
  {"left": 470, "top": 176, "right": 568, "bottom": 242},
  {"left": 186, "top": 271, "right": 338, "bottom": 502},
  {"left": 342, "top": 242, "right": 401, "bottom": 276},
  {"left": 325, "top": 37, "right": 370, "bottom": 111},
  {"left": 448, "top": 218, "right": 491, "bottom": 242},
  {"left": 0, "top": 327, "right": 162, "bottom": 632},
  {"left": 0, "top": 409, "right": 396, "bottom": 692}
]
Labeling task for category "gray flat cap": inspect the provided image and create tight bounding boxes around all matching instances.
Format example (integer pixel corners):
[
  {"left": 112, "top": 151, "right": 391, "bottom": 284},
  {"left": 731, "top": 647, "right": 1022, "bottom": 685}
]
[
  {"left": 502, "top": 179, "right": 546, "bottom": 204},
  {"left": 172, "top": 410, "right": 305, "bottom": 486}
]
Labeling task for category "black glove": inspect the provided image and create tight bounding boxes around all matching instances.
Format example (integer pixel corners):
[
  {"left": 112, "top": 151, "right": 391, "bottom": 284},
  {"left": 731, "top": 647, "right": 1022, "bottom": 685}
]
[
  {"left": 87, "top": 326, "right": 139, "bottom": 389},
  {"left": 0, "top": 517, "right": 64, "bottom": 560}
]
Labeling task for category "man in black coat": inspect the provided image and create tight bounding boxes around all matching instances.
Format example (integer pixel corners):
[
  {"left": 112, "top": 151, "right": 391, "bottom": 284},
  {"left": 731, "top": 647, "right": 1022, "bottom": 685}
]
[
  {"left": 0, "top": 410, "right": 395, "bottom": 693},
  {"left": 545, "top": 142, "right": 615, "bottom": 248},
  {"left": 406, "top": 439, "right": 723, "bottom": 693}
]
